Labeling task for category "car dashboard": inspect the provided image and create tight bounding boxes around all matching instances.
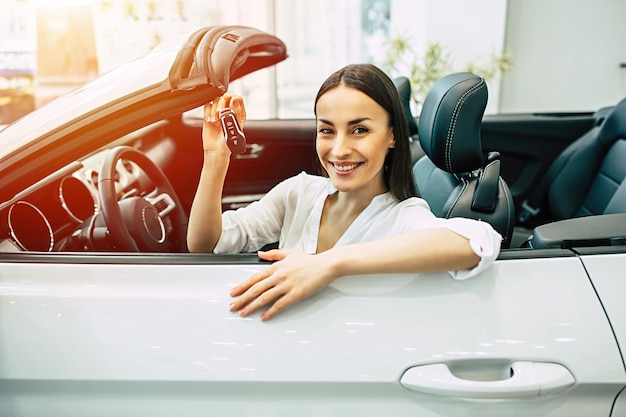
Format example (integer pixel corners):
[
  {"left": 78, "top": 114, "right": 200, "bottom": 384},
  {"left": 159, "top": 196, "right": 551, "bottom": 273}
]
[{"left": 0, "top": 147, "right": 157, "bottom": 252}]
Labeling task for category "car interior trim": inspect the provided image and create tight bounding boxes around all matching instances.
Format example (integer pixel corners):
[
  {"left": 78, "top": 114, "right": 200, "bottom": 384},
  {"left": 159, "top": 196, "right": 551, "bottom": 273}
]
[{"left": 0, "top": 252, "right": 270, "bottom": 265}]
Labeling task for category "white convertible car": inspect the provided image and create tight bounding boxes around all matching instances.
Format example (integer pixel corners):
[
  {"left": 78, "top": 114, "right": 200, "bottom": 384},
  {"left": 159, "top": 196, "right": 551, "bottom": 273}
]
[{"left": 1, "top": 25, "right": 625, "bottom": 417}]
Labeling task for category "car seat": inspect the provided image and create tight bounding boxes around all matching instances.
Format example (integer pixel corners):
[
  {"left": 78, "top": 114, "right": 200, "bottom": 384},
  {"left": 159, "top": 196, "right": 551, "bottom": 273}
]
[
  {"left": 412, "top": 72, "right": 514, "bottom": 248},
  {"left": 518, "top": 97, "right": 626, "bottom": 230},
  {"left": 393, "top": 76, "right": 424, "bottom": 164}
]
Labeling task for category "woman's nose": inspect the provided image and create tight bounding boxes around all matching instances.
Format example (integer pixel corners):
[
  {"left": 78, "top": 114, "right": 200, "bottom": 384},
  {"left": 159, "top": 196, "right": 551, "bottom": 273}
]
[{"left": 332, "top": 134, "right": 351, "bottom": 157}]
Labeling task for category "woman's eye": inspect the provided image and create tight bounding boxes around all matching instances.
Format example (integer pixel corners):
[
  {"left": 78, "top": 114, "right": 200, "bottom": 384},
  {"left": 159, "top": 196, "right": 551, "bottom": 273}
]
[
  {"left": 353, "top": 126, "right": 369, "bottom": 135},
  {"left": 318, "top": 127, "right": 333, "bottom": 135}
]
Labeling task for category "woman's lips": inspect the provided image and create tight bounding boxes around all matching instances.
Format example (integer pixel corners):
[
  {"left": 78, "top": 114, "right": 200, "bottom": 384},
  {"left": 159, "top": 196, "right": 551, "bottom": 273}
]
[{"left": 330, "top": 161, "right": 363, "bottom": 174}]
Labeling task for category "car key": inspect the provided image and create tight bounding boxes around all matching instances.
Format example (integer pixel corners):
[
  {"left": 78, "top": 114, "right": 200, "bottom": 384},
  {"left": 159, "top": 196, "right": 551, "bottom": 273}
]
[{"left": 219, "top": 107, "right": 246, "bottom": 155}]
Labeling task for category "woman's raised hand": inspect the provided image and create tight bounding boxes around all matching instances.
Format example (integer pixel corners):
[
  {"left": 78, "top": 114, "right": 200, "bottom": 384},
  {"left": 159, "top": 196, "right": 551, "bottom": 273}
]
[{"left": 202, "top": 93, "right": 247, "bottom": 153}]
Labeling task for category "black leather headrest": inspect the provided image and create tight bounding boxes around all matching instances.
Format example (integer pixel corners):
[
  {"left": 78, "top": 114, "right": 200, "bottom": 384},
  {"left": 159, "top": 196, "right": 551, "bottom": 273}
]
[
  {"left": 393, "top": 76, "right": 419, "bottom": 136},
  {"left": 418, "top": 72, "right": 487, "bottom": 173}
]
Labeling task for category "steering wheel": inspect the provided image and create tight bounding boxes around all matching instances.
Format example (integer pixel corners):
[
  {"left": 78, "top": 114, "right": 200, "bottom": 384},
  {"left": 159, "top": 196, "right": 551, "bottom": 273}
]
[{"left": 98, "top": 146, "right": 188, "bottom": 252}]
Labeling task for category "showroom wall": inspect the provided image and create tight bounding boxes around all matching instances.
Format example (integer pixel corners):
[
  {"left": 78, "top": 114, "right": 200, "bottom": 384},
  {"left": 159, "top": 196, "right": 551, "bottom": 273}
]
[
  {"left": 501, "top": 0, "right": 626, "bottom": 112},
  {"left": 2, "top": 0, "right": 624, "bottom": 122}
]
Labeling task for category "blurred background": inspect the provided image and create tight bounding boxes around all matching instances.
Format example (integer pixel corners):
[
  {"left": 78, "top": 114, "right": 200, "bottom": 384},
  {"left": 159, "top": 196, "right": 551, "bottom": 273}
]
[{"left": 1, "top": 0, "right": 625, "bottom": 124}]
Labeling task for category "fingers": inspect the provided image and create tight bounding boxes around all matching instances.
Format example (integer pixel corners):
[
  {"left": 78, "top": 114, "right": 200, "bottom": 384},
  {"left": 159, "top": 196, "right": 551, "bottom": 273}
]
[
  {"left": 229, "top": 274, "right": 301, "bottom": 321},
  {"left": 234, "top": 284, "right": 284, "bottom": 318},
  {"left": 205, "top": 95, "right": 224, "bottom": 123},
  {"left": 229, "top": 250, "right": 290, "bottom": 314},
  {"left": 204, "top": 101, "right": 215, "bottom": 123},
  {"left": 230, "top": 95, "right": 247, "bottom": 126},
  {"left": 230, "top": 267, "right": 272, "bottom": 297},
  {"left": 228, "top": 261, "right": 289, "bottom": 316},
  {"left": 206, "top": 96, "right": 225, "bottom": 123},
  {"left": 206, "top": 93, "right": 246, "bottom": 124},
  {"left": 227, "top": 250, "right": 288, "bottom": 299},
  {"left": 202, "top": 93, "right": 245, "bottom": 153},
  {"left": 259, "top": 292, "right": 301, "bottom": 321},
  {"left": 257, "top": 249, "right": 288, "bottom": 262},
  {"left": 229, "top": 251, "right": 325, "bottom": 321},
  {"left": 228, "top": 268, "right": 278, "bottom": 313}
]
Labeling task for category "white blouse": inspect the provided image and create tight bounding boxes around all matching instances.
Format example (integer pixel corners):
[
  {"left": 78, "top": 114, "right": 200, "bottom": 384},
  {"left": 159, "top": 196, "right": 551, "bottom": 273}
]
[{"left": 215, "top": 172, "right": 502, "bottom": 280}]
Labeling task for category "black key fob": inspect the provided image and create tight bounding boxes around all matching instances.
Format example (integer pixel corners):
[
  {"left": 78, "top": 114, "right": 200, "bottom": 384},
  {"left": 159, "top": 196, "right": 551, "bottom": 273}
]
[{"left": 219, "top": 108, "right": 246, "bottom": 155}]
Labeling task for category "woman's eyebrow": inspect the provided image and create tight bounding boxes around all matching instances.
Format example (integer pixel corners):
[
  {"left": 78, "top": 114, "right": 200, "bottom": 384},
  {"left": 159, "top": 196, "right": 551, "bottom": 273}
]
[
  {"left": 348, "top": 117, "right": 372, "bottom": 125},
  {"left": 317, "top": 117, "right": 372, "bottom": 126}
]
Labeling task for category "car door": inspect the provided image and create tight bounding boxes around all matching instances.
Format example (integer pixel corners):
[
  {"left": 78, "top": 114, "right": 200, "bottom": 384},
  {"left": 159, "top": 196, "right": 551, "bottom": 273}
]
[
  {"left": 579, "top": 248, "right": 626, "bottom": 417},
  {"left": 0, "top": 250, "right": 623, "bottom": 416}
]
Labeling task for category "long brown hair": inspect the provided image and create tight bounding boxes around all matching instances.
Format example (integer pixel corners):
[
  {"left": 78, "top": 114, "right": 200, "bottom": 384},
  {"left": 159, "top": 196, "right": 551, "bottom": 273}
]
[{"left": 314, "top": 63, "right": 418, "bottom": 201}]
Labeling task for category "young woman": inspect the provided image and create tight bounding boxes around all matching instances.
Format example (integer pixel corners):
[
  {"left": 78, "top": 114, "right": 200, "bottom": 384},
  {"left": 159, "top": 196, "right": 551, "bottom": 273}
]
[{"left": 187, "top": 63, "right": 502, "bottom": 321}]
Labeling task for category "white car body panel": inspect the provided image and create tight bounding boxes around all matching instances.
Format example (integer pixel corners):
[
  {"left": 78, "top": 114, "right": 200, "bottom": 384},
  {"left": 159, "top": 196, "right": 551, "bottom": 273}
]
[
  {"left": 582, "top": 254, "right": 626, "bottom": 355},
  {"left": 0, "top": 255, "right": 624, "bottom": 416}
]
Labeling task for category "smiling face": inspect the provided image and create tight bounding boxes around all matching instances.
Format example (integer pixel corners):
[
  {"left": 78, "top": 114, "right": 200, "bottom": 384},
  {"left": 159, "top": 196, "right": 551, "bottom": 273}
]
[{"left": 315, "top": 85, "right": 395, "bottom": 197}]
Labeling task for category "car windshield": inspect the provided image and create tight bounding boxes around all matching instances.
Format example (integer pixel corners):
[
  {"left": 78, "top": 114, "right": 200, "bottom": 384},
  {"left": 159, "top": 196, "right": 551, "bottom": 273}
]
[{"left": 0, "top": 38, "right": 184, "bottom": 163}]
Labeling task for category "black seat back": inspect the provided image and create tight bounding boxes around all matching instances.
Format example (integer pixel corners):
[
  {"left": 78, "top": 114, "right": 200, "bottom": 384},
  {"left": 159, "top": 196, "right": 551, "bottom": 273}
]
[
  {"left": 547, "top": 98, "right": 626, "bottom": 219},
  {"left": 413, "top": 72, "right": 514, "bottom": 248},
  {"left": 393, "top": 76, "right": 424, "bottom": 164}
]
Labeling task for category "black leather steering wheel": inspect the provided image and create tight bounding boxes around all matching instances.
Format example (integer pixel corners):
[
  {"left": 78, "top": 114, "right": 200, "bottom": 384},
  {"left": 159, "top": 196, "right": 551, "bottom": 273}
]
[{"left": 98, "top": 146, "right": 188, "bottom": 252}]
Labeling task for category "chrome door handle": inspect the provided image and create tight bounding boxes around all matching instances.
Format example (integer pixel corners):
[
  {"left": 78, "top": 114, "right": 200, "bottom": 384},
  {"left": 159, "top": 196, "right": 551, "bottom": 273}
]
[
  {"left": 235, "top": 143, "right": 265, "bottom": 159},
  {"left": 400, "top": 361, "right": 575, "bottom": 399}
]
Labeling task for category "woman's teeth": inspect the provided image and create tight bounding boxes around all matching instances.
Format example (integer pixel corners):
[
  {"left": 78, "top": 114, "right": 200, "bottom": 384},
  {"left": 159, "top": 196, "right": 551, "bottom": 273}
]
[{"left": 334, "top": 163, "right": 359, "bottom": 172}]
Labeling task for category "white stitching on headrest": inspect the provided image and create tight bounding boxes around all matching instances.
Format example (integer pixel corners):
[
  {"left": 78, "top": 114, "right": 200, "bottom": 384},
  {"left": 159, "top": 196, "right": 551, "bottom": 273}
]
[{"left": 444, "top": 79, "right": 485, "bottom": 172}]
